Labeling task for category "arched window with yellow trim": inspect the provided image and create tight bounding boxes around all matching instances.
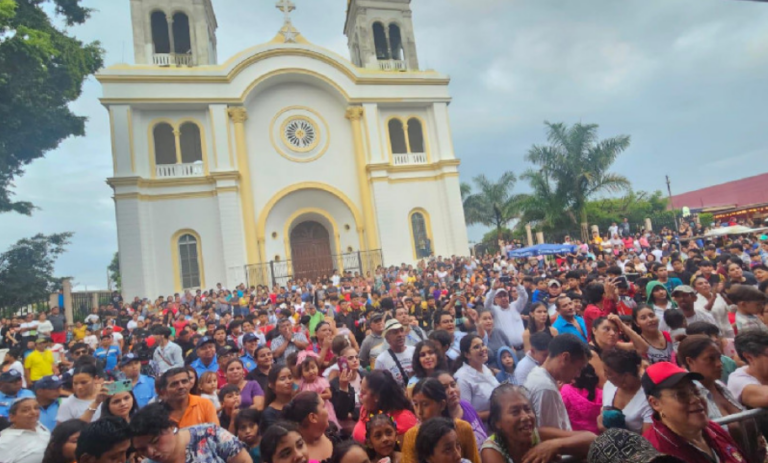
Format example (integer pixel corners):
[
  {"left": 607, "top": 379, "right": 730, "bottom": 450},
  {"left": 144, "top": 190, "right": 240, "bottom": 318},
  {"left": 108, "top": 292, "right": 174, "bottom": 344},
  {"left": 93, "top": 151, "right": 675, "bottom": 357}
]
[
  {"left": 179, "top": 122, "right": 203, "bottom": 163},
  {"left": 388, "top": 119, "right": 407, "bottom": 154},
  {"left": 407, "top": 117, "right": 424, "bottom": 153},
  {"left": 409, "top": 209, "right": 433, "bottom": 259},
  {"left": 178, "top": 233, "right": 201, "bottom": 289},
  {"left": 153, "top": 123, "right": 176, "bottom": 165}
]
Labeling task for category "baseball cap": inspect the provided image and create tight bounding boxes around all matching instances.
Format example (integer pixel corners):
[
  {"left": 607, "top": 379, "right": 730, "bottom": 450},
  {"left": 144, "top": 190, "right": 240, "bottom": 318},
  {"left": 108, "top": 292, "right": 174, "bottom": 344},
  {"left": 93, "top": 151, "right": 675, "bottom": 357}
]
[
  {"left": 119, "top": 353, "right": 140, "bottom": 367},
  {"left": 35, "top": 337, "right": 50, "bottom": 344},
  {"left": 382, "top": 318, "right": 404, "bottom": 336},
  {"left": 548, "top": 280, "right": 561, "bottom": 288},
  {"left": 217, "top": 345, "right": 235, "bottom": 356},
  {"left": 671, "top": 285, "right": 695, "bottom": 296},
  {"left": 641, "top": 362, "right": 703, "bottom": 397},
  {"left": 242, "top": 332, "right": 259, "bottom": 344},
  {"left": 370, "top": 312, "right": 384, "bottom": 324},
  {"left": 0, "top": 370, "right": 23, "bottom": 382},
  {"left": 196, "top": 336, "right": 215, "bottom": 348},
  {"left": 588, "top": 428, "right": 680, "bottom": 463},
  {"left": 34, "top": 375, "right": 63, "bottom": 391}
]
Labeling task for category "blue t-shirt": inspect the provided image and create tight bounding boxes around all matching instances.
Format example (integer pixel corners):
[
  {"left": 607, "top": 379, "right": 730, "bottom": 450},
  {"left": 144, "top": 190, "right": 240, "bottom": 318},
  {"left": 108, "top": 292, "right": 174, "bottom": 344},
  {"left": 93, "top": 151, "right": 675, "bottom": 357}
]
[{"left": 94, "top": 346, "right": 121, "bottom": 371}]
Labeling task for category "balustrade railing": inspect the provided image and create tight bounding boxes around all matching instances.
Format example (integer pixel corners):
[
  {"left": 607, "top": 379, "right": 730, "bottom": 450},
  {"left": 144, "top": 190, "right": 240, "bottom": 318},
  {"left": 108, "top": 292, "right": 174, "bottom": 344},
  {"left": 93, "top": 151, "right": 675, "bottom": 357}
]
[
  {"left": 393, "top": 153, "right": 427, "bottom": 165},
  {"left": 378, "top": 59, "right": 407, "bottom": 71},
  {"left": 155, "top": 162, "right": 204, "bottom": 178}
]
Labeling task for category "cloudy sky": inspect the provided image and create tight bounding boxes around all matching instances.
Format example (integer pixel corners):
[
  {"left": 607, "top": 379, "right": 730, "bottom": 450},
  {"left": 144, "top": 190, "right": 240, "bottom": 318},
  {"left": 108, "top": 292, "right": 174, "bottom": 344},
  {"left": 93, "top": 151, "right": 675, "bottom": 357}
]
[{"left": 3, "top": 0, "right": 767, "bottom": 290}]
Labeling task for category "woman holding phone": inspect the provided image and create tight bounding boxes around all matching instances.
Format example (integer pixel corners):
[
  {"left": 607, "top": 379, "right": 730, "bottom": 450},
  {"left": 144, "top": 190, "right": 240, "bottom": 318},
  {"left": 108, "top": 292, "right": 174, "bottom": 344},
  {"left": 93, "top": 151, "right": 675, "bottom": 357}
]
[{"left": 330, "top": 345, "right": 367, "bottom": 432}]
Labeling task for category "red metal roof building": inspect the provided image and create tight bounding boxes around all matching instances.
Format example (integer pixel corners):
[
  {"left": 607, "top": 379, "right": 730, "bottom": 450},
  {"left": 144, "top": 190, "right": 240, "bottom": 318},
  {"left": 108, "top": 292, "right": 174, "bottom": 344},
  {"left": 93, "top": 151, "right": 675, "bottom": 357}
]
[{"left": 670, "top": 172, "right": 768, "bottom": 220}]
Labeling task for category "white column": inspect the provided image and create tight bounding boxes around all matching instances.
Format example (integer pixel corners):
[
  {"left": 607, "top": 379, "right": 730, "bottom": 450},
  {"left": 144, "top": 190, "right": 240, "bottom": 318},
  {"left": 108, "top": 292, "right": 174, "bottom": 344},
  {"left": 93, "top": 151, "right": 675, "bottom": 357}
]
[
  {"left": 432, "top": 103, "right": 454, "bottom": 162},
  {"left": 208, "top": 104, "right": 232, "bottom": 170},
  {"left": 362, "top": 103, "right": 384, "bottom": 163},
  {"left": 109, "top": 106, "right": 134, "bottom": 176},
  {"left": 115, "top": 197, "right": 150, "bottom": 299},
  {"left": 216, "top": 188, "right": 247, "bottom": 288}
]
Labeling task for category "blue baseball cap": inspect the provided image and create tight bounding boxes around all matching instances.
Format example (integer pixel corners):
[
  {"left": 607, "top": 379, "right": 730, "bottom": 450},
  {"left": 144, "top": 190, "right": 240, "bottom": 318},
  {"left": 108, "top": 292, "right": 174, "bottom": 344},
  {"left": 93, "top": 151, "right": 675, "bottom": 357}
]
[
  {"left": 119, "top": 353, "right": 141, "bottom": 367},
  {"left": 34, "top": 375, "right": 63, "bottom": 390},
  {"left": 0, "top": 370, "right": 22, "bottom": 382},
  {"left": 196, "top": 336, "right": 215, "bottom": 348},
  {"left": 242, "top": 332, "right": 259, "bottom": 344}
]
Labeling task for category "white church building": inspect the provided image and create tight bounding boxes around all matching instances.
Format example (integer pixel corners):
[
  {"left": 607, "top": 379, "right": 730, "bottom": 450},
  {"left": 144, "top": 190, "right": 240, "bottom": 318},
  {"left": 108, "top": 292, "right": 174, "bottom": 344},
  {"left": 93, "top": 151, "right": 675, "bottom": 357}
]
[{"left": 99, "top": 0, "right": 468, "bottom": 297}]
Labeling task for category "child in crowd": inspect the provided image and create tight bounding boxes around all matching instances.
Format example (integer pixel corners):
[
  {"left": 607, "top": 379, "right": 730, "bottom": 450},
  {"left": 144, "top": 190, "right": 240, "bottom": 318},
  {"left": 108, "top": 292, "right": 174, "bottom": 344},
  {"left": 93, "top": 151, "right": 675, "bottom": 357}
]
[
  {"left": 663, "top": 309, "right": 687, "bottom": 350},
  {"left": 83, "top": 327, "right": 98, "bottom": 351},
  {"left": 297, "top": 352, "right": 339, "bottom": 426},
  {"left": 561, "top": 364, "right": 602, "bottom": 434},
  {"left": 365, "top": 413, "right": 402, "bottom": 463},
  {"left": 199, "top": 371, "right": 221, "bottom": 411},
  {"left": 235, "top": 408, "right": 262, "bottom": 463},
  {"left": 494, "top": 347, "right": 519, "bottom": 385},
  {"left": 730, "top": 284, "right": 768, "bottom": 333},
  {"left": 218, "top": 384, "right": 241, "bottom": 433}
]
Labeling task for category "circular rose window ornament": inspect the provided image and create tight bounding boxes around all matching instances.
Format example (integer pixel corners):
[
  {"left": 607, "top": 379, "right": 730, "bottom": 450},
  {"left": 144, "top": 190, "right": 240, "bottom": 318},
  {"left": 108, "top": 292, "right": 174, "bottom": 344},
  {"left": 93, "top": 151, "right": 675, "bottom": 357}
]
[{"left": 270, "top": 107, "right": 330, "bottom": 163}]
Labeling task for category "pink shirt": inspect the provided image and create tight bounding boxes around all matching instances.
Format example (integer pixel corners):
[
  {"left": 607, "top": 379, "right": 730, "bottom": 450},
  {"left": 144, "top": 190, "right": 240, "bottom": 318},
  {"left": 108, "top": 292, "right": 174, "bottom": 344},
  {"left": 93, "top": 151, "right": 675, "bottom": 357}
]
[{"left": 560, "top": 384, "right": 602, "bottom": 434}]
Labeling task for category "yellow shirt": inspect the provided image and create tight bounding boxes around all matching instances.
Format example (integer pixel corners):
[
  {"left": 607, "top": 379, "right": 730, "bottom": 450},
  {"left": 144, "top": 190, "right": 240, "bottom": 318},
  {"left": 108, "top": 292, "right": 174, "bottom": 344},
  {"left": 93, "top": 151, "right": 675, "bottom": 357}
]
[
  {"left": 72, "top": 325, "right": 87, "bottom": 341},
  {"left": 24, "top": 349, "right": 54, "bottom": 381}
]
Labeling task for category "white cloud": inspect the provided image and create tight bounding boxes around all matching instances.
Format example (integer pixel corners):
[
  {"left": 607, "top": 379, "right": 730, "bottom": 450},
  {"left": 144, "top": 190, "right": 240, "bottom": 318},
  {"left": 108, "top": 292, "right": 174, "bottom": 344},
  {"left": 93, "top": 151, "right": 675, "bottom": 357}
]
[{"left": 3, "top": 0, "right": 768, "bottom": 281}]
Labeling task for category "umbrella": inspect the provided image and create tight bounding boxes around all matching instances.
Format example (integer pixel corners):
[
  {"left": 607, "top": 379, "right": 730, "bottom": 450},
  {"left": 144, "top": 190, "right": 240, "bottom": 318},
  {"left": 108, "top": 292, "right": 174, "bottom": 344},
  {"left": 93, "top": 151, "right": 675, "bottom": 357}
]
[
  {"left": 704, "top": 226, "right": 757, "bottom": 237},
  {"left": 507, "top": 243, "right": 578, "bottom": 258}
]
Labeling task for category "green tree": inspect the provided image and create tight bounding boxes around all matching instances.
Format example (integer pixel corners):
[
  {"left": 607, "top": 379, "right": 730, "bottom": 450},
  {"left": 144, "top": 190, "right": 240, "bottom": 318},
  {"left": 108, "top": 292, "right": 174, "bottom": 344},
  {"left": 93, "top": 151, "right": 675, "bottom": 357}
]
[
  {"left": 513, "top": 170, "right": 573, "bottom": 236},
  {"left": 0, "top": 0, "right": 103, "bottom": 214},
  {"left": 526, "top": 122, "right": 631, "bottom": 241},
  {"left": 462, "top": 172, "right": 519, "bottom": 240},
  {"left": 108, "top": 251, "right": 121, "bottom": 292},
  {"left": 0, "top": 233, "right": 72, "bottom": 310}
]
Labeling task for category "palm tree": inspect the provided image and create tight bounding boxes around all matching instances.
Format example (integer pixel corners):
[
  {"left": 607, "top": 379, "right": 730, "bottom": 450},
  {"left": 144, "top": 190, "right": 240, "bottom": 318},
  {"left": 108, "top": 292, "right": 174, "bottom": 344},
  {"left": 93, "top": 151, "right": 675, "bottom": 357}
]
[
  {"left": 462, "top": 171, "right": 519, "bottom": 240},
  {"left": 513, "top": 169, "right": 572, "bottom": 233},
  {"left": 526, "top": 122, "right": 631, "bottom": 241}
]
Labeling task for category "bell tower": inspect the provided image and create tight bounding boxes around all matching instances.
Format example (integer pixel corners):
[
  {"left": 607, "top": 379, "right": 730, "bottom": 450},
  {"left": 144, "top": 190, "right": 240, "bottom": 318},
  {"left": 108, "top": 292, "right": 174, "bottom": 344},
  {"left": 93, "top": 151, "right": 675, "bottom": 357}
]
[
  {"left": 344, "top": 0, "right": 420, "bottom": 71},
  {"left": 129, "top": 0, "right": 218, "bottom": 66}
]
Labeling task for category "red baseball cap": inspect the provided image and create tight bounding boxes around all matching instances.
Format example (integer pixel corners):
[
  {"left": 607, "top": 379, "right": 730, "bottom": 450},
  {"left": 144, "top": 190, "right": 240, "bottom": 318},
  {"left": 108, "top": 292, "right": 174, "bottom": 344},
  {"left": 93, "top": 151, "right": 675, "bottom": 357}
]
[{"left": 641, "top": 362, "right": 703, "bottom": 397}]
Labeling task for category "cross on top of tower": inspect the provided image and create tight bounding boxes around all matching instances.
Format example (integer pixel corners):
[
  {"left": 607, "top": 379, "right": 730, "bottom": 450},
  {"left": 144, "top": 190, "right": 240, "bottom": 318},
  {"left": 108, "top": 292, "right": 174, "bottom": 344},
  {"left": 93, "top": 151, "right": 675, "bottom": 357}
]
[{"left": 276, "top": 0, "right": 299, "bottom": 43}]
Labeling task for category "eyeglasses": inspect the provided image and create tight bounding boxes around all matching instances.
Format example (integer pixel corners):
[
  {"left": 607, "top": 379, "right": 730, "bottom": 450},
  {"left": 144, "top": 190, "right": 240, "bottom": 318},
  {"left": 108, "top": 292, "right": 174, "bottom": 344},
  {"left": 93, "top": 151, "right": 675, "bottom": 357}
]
[{"left": 665, "top": 387, "right": 703, "bottom": 403}]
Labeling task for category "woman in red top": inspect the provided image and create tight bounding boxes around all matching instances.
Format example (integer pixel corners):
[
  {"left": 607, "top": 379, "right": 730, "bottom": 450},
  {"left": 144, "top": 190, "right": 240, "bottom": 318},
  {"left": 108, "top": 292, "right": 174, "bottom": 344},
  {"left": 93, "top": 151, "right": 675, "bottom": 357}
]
[
  {"left": 642, "top": 362, "right": 749, "bottom": 463},
  {"left": 352, "top": 370, "right": 417, "bottom": 444}
]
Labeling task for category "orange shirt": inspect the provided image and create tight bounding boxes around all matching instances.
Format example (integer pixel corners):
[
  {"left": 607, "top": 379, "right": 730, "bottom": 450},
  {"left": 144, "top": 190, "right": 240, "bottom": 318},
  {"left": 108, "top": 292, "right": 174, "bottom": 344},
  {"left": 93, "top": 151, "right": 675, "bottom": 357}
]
[{"left": 177, "top": 394, "right": 219, "bottom": 428}]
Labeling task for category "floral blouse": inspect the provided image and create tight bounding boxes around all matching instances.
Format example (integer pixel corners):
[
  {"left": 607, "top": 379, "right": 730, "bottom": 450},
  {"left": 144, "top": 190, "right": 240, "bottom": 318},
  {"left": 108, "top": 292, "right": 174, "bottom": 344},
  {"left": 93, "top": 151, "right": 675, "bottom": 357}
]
[{"left": 147, "top": 425, "right": 245, "bottom": 463}]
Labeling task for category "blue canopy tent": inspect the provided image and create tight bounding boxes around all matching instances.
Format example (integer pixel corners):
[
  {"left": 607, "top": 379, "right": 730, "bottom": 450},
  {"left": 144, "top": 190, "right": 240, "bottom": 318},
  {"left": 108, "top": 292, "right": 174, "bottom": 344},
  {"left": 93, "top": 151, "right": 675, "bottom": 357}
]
[{"left": 507, "top": 243, "right": 577, "bottom": 258}]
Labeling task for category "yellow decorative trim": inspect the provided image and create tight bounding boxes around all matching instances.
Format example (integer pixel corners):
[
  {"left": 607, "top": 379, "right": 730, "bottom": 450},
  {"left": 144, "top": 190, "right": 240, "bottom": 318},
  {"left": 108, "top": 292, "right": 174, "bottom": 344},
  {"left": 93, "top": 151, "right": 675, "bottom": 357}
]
[
  {"left": 282, "top": 208, "right": 346, "bottom": 271},
  {"left": 216, "top": 186, "right": 239, "bottom": 194},
  {"left": 240, "top": 68, "right": 350, "bottom": 103},
  {"left": 384, "top": 115, "right": 431, "bottom": 164},
  {"left": 98, "top": 97, "right": 449, "bottom": 105},
  {"left": 346, "top": 106, "right": 379, "bottom": 251},
  {"left": 226, "top": 111, "right": 235, "bottom": 167},
  {"left": 228, "top": 107, "right": 259, "bottom": 266},
  {"left": 97, "top": 48, "right": 448, "bottom": 85},
  {"left": 108, "top": 108, "right": 117, "bottom": 175},
  {"left": 147, "top": 118, "right": 212, "bottom": 178},
  {"left": 208, "top": 107, "right": 219, "bottom": 169},
  {"left": 362, "top": 108, "right": 373, "bottom": 163},
  {"left": 370, "top": 172, "right": 460, "bottom": 184},
  {"left": 178, "top": 118, "right": 210, "bottom": 175},
  {"left": 408, "top": 208, "right": 434, "bottom": 260},
  {"left": 107, "top": 171, "right": 240, "bottom": 189},
  {"left": 269, "top": 106, "right": 330, "bottom": 163},
  {"left": 114, "top": 191, "right": 217, "bottom": 201},
  {"left": 171, "top": 229, "right": 206, "bottom": 292},
  {"left": 280, "top": 116, "right": 320, "bottom": 153},
  {"left": 256, "top": 182, "right": 364, "bottom": 261},
  {"left": 127, "top": 108, "right": 136, "bottom": 173}
]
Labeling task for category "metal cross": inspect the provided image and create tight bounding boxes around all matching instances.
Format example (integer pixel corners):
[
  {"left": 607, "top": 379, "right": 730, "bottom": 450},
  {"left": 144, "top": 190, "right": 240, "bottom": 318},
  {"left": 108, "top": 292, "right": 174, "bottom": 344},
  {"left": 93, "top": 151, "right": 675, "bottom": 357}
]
[{"left": 276, "top": 0, "right": 296, "bottom": 25}]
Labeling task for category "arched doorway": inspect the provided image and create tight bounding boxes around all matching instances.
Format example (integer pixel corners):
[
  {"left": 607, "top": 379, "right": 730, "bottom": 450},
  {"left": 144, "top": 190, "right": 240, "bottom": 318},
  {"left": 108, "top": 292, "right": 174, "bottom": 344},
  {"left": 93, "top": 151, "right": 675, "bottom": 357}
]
[{"left": 290, "top": 221, "right": 334, "bottom": 281}]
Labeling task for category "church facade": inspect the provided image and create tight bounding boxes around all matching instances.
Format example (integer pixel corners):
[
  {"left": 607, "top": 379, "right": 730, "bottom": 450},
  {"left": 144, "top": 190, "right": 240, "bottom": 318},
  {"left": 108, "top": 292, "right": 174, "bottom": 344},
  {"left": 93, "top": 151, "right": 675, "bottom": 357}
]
[{"left": 99, "top": 0, "right": 468, "bottom": 297}]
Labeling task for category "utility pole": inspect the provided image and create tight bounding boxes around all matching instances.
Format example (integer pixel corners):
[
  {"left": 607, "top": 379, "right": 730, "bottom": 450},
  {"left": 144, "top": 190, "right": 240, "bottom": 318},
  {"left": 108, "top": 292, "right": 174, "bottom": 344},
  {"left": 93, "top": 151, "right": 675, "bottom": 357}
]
[{"left": 666, "top": 175, "right": 679, "bottom": 232}]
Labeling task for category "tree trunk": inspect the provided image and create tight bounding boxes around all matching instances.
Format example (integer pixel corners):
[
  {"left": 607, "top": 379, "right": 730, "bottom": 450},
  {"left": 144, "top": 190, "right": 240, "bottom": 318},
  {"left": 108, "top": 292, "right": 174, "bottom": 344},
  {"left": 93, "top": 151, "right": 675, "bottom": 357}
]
[{"left": 579, "top": 207, "right": 589, "bottom": 242}]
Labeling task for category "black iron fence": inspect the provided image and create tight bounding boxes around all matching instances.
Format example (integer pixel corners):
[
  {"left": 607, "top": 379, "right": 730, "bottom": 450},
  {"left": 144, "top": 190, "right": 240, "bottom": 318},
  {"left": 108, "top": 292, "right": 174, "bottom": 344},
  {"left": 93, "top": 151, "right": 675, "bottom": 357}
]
[
  {"left": 72, "top": 291, "right": 113, "bottom": 322},
  {"left": 245, "top": 249, "right": 384, "bottom": 287},
  {"left": 0, "top": 300, "right": 50, "bottom": 319}
]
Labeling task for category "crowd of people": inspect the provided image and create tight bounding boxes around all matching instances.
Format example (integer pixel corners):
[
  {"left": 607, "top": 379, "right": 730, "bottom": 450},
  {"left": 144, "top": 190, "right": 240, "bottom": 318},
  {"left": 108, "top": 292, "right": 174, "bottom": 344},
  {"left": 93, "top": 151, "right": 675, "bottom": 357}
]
[{"left": 1, "top": 220, "right": 768, "bottom": 463}]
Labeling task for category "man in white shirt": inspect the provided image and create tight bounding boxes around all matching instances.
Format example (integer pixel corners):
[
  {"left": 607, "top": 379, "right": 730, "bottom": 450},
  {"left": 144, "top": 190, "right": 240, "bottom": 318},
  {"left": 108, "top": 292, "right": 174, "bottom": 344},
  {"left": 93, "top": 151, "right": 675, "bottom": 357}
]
[
  {"left": 485, "top": 277, "right": 528, "bottom": 352},
  {"left": 525, "top": 333, "right": 591, "bottom": 430},
  {"left": 728, "top": 330, "right": 768, "bottom": 409},
  {"left": 662, "top": 285, "right": 717, "bottom": 332},
  {"left": 151, "top": 326, "right": 184, "bottom": 374},
  {"left": 374, "top": 319, "right": 415, "bottom": 388}
]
